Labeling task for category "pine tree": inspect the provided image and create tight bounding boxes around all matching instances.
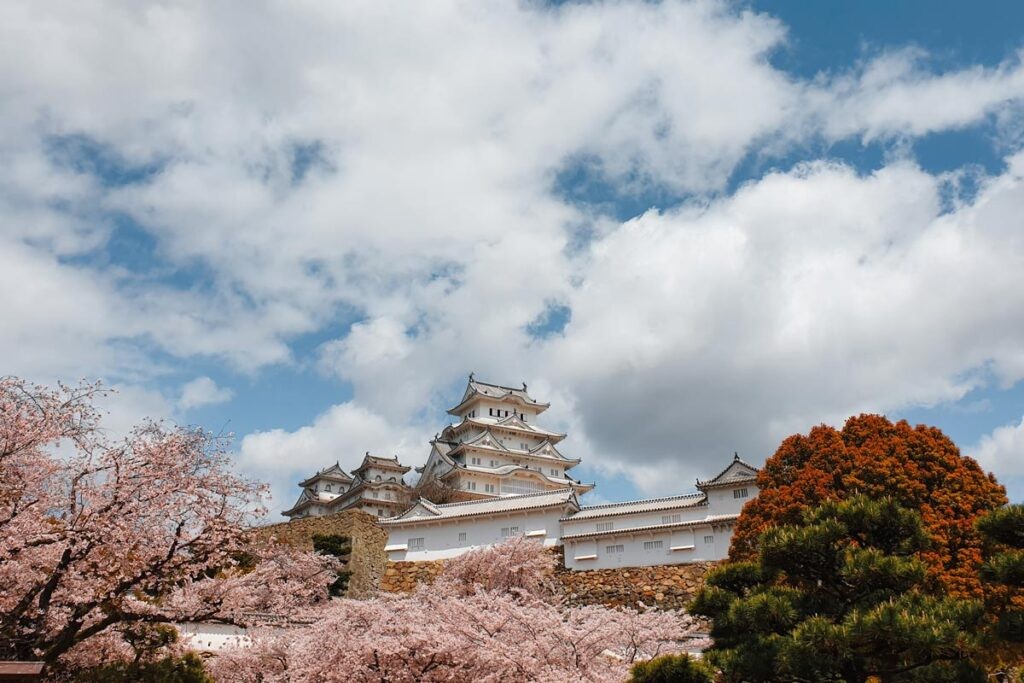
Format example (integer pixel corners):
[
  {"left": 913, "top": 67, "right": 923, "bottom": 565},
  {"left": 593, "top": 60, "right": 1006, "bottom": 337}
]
[
  {"left": 976, "top": 504, "right": 1024, "bottom": 677},
  {"left": 692, "top": 495, "right": 986, "bottom": 682}
]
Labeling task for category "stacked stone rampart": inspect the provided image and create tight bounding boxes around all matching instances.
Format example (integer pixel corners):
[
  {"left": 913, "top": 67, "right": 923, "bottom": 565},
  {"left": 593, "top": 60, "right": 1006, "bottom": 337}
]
[
  {"left": 253, "top": 509, "right": 388, "bottom": 598},
  {"left": 380, "top": 550, "right": 715, "bottom": 610}
]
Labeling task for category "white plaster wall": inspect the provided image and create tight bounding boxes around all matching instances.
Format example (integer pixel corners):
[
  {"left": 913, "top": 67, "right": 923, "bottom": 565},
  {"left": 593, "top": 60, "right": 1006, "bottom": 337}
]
[
  {"left": 176, "top": 622, "right": 251, "bottom": 653},
  {"left": 563, "top": 522, "right": 734, "bottom": 570},
  {"left": 386, "top": 507, "right": 568, "bottom": 561},
  {"left": 704, "top": 484, "right": 758, "bottom": 515}
]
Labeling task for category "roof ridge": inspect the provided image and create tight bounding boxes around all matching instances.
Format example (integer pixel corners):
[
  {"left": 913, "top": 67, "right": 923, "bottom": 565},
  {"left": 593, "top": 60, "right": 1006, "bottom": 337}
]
[
  {"left": 434, "top": 487, "right": 575, "bottom": 509},
  {"left": 578, "top": 491, "right": 706, "bottom": 511}
]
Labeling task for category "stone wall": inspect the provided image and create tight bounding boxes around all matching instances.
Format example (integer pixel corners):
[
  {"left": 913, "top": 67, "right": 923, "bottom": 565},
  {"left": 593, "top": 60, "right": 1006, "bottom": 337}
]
[
  {"left": 380, "top": 548, "right": 715, "bottom": 611},
  {"left": 556, "top": 562, "right": 715, "bottom": 610},
  {"left": 380, "top": 559, "right": 445, "bottom": 593},
  {"left": 253, "top": 510, "right": 388, "bottom": 599}
]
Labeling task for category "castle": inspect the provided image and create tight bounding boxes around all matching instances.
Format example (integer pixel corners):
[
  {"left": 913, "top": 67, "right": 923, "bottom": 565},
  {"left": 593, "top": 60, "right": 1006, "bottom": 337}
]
[{"left": 285, "top": 375, "right": 758, "bottom": 568}]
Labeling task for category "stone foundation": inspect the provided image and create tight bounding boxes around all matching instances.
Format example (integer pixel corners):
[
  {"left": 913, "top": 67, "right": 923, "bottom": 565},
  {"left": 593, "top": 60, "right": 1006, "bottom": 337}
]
[
  {"left": 380, "top": 559, "right": 445, "bottom": 593},
  {"left": 380, "top": 548, "right": 715, "bottom": 611},
  {"left": 556, "top": 562, "right": 715, "bottom": 610},
  {"left": 253, "top": 510, "right": 388, "bottom": 598}
]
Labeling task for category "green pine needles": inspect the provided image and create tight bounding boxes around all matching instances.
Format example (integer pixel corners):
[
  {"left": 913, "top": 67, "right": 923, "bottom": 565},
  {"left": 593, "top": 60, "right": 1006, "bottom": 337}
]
[{"left": 691, "top": 495, "right": 988, "bottom": 682}]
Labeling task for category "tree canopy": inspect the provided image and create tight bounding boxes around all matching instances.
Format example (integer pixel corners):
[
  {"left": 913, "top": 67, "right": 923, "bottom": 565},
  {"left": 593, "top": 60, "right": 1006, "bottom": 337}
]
[
  {"left": 0, "top": 378, "right": 334, "bottom": 671},
  {"left": 693, "top": 495, "right": 987, "bottom": 682},
  {"left": 730, "top": 414, "right": 1006, "bottom": 597}
]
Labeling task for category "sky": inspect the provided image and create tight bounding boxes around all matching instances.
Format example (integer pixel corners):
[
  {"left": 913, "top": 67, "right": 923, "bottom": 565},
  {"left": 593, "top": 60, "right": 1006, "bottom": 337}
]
[{"left": 3, "top": 0, "right": 1024, "bottom": 515}]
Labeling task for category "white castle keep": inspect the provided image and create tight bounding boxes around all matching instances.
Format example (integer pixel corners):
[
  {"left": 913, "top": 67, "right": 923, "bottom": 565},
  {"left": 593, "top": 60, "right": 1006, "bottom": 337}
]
[{"left": 285, "top": 375, "right": 759, "bottom": 568}]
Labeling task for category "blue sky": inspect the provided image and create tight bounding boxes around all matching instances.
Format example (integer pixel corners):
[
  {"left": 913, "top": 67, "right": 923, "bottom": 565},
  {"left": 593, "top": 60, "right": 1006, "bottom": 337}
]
[{"left": 3, "top": 0, "right": 1024, "bottom": 513}]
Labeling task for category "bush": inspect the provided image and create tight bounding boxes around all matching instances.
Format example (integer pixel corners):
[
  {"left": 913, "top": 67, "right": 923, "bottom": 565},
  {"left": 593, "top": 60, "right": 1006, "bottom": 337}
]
[{"left": 629, "top": 653, "right": 714, "bottom": 683}]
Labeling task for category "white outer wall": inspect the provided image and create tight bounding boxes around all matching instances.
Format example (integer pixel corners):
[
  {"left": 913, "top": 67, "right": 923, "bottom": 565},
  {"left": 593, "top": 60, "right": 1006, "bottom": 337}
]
[
  {"left": 176, "top": 622, "right": 250, "bottom": 652},
  {"left": 384, "top": 483, "right": 759, "bottom": 569},
  {"left": 385, "top": 506, "right": 568, "bottom": 561},
  {"left": 563, "top": 522, "right": 736, "bottom": 570}
]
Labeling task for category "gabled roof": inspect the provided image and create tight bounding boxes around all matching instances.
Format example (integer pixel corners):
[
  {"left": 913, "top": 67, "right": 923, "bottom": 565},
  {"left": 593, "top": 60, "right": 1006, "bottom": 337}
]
[
  {"left": 444, "top": 414, "right": 566, "bottom": 442},
  {"left": 697, "top": 453, "right": 760, "bottom": 490},
  {"left": 447, "top": 374, "right": 550, "bottom": 416},
  {"left": 459, "top": 429, "right": 511, "bottom": 452},
  {"left": 528, "top": 440, "right": 576, "bottom": 462},
  {"left": 352, "top": 453, "right": 411, "bottom": 475},
  {"left": 383, "top": 488, "right": 580, "bottom": 524},
  {"left": 281, "top": 487, "right": 334, "bottom": 517},
  {"left": 563, "top": 492, "right": 708, "bottom": 521},
  {"left": 298, "top": 462, "right": 353, "bottom": 487}
]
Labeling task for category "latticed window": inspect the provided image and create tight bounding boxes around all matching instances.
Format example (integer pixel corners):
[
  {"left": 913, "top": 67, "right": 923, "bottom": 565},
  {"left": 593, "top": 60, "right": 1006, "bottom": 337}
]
[{"left": 643, "top": 540, "right": 663, "bottom": 551}]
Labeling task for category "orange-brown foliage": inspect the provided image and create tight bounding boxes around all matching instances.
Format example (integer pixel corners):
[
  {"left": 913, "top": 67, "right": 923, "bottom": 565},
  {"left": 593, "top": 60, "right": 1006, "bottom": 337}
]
[{"left": 730, "top": 414, "right": 1007, "bottom": 598}]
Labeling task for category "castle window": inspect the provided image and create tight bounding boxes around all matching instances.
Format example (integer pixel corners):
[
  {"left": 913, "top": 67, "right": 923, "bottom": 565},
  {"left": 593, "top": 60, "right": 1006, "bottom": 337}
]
[
  {"left": 596, "top": 522, "right": 614, "bottom": 532},
  {"left": 704, "top": 535, "right": 714, "bottom": 544},
  {"left": 458, "top": 532, "right": 467, "bottom": 542},
  {"left": 408, "top": 538, "right": 425, "bottom": 550},
  {"left": 389, "top": 476, "right": 396, "bottom": 482},
  {"left": 501, "top": 526, "right": 520, "bottom": 538},
  {"left": 375, "top": 475, "right": 382, "bottom": 481},
  {"left": 733, "top": 488, "right": 749, "bottom": 499},
  {"left": 325, "top": 484, "right": 331, "bottom": 491},
  {"left": 377, "top": 508, "right": 384, "bottom": 516},
  {"left": 643, "top": 540, "right": 664, "bottom": 551},
  {"left": 605, "top": 544, "right": 624, "bottom": 554},
  {"left": 662, "top": 514, "right": 682, "bottom": 524},
  {"left": 489, "top": 408, "right": 494, "bottom": 416},
  {"left": 485, "top": 483, "right": 495, "bottom": 493}
]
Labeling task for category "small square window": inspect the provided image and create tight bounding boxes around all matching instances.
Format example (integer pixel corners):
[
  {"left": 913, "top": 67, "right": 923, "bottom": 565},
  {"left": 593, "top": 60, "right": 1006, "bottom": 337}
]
[
  {"left": 661, "top": 514, "right": 682, "bottom": 524},
  {"left": 408, "top": 538, "right": 425, "bottom": 550},
  {"left": 643, "top": 540, "right": 663, "bottom": 551},
  {"left": 733, "top": 488, "right": 749, "bottom": 499},
  {"left": 458, "top": 532, "right": 467, "bottom": 542},
  {"left": 596, "top": 522, "right": 614, "bottom": 532},
  {"left": 605, "top": 544, "right": 624, "bottom": 554},
  {"left": 704, "top": 535, "right": 714, "bottom": 544}
]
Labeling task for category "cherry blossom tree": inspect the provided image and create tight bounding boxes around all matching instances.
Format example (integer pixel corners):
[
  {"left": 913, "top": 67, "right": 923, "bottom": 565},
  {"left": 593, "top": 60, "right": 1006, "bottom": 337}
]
[
  {"left": 0, "top": 377, "right": 335, "bottom": 669},
  {"left": 211, "top": 538, "right": 708, "bottom": 683}
]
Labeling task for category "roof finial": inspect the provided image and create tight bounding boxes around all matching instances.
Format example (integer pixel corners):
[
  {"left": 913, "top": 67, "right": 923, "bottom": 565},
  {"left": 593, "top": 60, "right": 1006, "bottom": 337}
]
[
  {"left": 734, "top": 451, "right": 739, "bottom": 460},
  {"left": 522, "top": 381, "right": 528, "bottom": 391},
  {"left": 469, "top": 371, "right": 475, "bottom": 381}
]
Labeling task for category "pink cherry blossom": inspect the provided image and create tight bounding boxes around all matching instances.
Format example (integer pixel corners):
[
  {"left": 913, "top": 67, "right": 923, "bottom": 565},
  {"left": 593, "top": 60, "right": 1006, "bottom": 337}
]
[{"left": 0, "top": 378, "right": 333, "bottom": 670}]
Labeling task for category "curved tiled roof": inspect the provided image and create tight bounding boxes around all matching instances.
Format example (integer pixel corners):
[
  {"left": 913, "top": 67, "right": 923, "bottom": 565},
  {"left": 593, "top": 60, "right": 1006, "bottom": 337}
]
[
  {"left": 382, "top": 487, "right": 579, "bottom": 524},
  {"left": 561, "top": 492, "right": 707, "bottom": 521},
  {"left": 696, "top": 453, "right": 759, "bottom": 489},
  {"left": 447, "top": 375, "right": 551, "bottom": 415}
]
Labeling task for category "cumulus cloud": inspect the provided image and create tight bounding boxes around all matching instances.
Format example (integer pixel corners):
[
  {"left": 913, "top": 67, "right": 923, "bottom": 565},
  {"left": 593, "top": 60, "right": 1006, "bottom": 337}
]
[
  {"left": 3, "top": 0, "right": 1024, "bottom": 503},
  {"left": 178, "top": 376, "right": 234, "bottom": 411},
  {"left": 238, "top": 403, "right": 425, "bottom": 514},
  {"left": 972, "top": 416, "right": 1024, "bottom": 478}
]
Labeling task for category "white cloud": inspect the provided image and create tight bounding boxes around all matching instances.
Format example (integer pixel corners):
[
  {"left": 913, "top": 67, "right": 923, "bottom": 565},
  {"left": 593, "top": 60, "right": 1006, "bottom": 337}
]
[
  {"left": 237, "top": 402, "right": 425, "bottom": 515},
  {"left": 971, "top": 416, "right": 1024, "bottom": 479},
  {"left": 3, "top": 0, "right": 1024, "bottom": 501},
  {"left": 178, "top": 376, "right": 234, "bottom": 411}
]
